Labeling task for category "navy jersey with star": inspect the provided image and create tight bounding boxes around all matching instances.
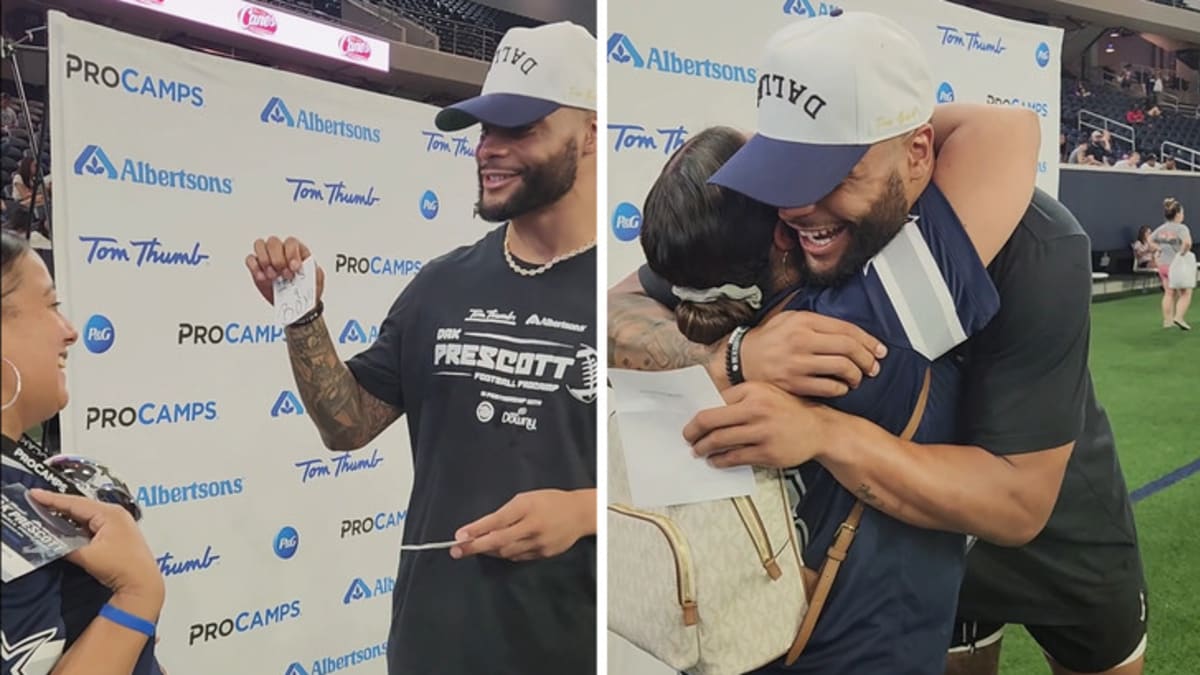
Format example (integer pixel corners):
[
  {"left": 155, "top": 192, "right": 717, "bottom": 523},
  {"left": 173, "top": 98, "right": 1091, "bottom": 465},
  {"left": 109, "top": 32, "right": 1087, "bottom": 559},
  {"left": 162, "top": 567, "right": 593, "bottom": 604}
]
[
  {"left": 641, "top": 181, "right": 1000, "bottom": 674},
  {"left": 1, "top": 437, "right": 161, "bottom": 675}
]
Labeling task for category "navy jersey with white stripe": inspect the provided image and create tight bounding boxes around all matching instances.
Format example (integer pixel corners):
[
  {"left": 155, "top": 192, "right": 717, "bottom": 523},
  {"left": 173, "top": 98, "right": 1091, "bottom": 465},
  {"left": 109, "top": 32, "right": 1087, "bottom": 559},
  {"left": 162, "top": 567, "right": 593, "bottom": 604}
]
[
  {"left": 1, "top": 437, "right": 161, "bottom": 675},
  {"left": 759, "top": 182, "right": 999, "bottom": 674}
]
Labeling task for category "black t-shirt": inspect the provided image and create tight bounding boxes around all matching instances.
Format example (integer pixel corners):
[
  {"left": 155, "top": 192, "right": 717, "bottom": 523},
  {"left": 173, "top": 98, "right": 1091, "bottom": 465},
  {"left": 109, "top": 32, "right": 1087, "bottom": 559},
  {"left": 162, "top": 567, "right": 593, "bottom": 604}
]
[
  {"left": 955, "top": 188, "right": 1142, "bottom": 624},
  {"left": 346, "top": 224, "right": 596, "bottom": 675}
]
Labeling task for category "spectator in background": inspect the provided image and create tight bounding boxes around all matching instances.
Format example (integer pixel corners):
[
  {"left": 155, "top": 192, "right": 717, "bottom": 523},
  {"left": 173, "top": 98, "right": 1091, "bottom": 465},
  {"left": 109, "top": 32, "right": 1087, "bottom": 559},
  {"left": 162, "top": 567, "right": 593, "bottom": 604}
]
[
  {"left": 13, "top": 157, "right": 46, "bottom": 212},
  {"left": 1152, "top": 71, "right": 1164, "bottom": 105},
  {"left": 0, "top": 93, "right": 17, "bottom": 131},
  {"left": 1074, "top": 80, "right": 1091, "bottom": 98},
  {"left": 1114, "top": 151, "right": 1141, "bottom": 169},
  {"left": 1163, "top": 157, "right": 1178, "bottom": 171},
  {"left": 1067, "top": 140, "right": 1100, "bottom": 165},
  {"left": 1133, "top": 225, "right": 1158, "bottom": 271},
  {"left": 1087, "top": 130, "right": 1113, "bottom": 165},
  {"left": 1125, "top": 105, "right": 1145, "bottom": 125},
  {"left": 1140, "top": 154, "right": 1162, "bottom": 170},
  {"left": 1147, "top": 104, "right": 1162, "bottom": 118},
  {"left": 1059, "top": 133, "right": 1067, "bottom": 161},
  {"left": 1152, "top": 197, "right": 1193, "bottom": 330}
]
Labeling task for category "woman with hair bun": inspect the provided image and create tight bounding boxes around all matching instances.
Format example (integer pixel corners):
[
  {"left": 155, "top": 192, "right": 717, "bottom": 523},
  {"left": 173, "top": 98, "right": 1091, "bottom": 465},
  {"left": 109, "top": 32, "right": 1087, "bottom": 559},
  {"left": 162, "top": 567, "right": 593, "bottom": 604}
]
[{"left": 1151, "top": 197, "right": 1193, "bottom": 330}]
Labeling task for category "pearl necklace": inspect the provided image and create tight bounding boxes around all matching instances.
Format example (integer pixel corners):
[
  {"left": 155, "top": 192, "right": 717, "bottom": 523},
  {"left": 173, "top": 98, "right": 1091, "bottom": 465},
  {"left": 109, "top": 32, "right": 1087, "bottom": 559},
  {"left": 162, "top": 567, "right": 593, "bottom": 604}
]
[{"left": 504, "top": 226, "right": 596, "bottom": 277}]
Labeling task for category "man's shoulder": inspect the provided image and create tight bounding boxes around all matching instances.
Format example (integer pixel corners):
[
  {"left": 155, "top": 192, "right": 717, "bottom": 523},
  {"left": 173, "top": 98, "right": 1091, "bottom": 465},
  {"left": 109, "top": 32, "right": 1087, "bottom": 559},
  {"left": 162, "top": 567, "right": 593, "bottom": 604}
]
[
  {"left": 412, "top": 224, "right": 505, "bottom": 282},
  {"left": 998, "top": 189, "right": 1089, "bottom": 264}
]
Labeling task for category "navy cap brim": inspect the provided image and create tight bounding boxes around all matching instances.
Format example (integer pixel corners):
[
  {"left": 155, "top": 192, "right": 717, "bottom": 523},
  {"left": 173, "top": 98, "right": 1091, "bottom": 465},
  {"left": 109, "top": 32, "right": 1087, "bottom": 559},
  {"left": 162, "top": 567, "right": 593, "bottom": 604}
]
[
  {"left": 434, "top": 93, "right": 561, "bottom": 132},
  {"left": 708, "top": 134, "right": 870, "bottom": 208}
]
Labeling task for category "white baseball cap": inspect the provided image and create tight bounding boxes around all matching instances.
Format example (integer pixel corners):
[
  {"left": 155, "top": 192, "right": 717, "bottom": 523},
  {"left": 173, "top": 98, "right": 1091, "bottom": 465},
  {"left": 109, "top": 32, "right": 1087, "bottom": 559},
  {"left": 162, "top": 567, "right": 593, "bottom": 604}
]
[
  {"left": 435, "top": 21, "right": 596, "bottom": 131},
  {"left": 709, "top": 11, "right": 935, "bottom": 208}
]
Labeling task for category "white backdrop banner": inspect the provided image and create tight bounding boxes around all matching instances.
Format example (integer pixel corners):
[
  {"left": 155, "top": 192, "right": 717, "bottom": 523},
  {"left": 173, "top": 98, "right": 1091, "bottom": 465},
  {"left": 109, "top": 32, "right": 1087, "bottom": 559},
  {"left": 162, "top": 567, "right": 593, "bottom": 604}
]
[
  {"left": 49, "top": 10, "right": 480, "bottom": 674},
  {"left": 606, "top": 0, "right": 1063, "bottom": 284}
]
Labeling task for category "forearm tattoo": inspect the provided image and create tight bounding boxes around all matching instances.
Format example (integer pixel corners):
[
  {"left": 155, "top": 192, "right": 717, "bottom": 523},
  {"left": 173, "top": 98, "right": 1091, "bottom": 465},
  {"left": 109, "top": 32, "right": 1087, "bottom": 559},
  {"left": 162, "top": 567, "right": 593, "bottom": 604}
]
[
  {"left": 285, "top": 318, "right": 400, "bottom": 450},
  {"left": 608, "top": 293, "right": 716, "bottom": 370}
]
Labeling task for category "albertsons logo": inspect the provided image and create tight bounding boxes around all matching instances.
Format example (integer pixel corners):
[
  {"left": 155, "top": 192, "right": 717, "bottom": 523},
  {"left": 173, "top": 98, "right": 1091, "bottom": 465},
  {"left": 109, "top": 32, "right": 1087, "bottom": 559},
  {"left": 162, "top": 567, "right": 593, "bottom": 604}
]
[
  {"left": 260, "top": 96, "right": 382, "bottom": 144},
  {"left": 342, "top": 576, "right": 394, "bottom": 605},
  {"left": 284, "top": 640, "right": 387, "bottom": 675},
  {"left": 271, "top": 390, "right": 305, "bottom": 417},
  {"left": 73, "top": 144, "right": 234, "bottom": 195},
  {"left": 607, "top": 33, "right": 756, "bottom": 84},
  {"left": 783, "top": 0, "right": 842, "bottom": 16}
]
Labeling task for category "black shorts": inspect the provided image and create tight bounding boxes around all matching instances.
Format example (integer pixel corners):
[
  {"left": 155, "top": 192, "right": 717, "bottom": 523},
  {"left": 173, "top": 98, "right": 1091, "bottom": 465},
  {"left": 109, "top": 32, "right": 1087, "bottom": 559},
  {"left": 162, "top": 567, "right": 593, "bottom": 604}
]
[{"left": 948, "top": 582, "right": 1148, "bottom": 673}]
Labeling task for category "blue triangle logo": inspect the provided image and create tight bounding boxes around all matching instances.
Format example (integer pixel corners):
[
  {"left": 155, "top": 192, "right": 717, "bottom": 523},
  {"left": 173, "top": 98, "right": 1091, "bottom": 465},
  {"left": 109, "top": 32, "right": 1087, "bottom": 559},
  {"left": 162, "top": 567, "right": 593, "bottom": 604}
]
[
  {"left": 73, "top": 144, "right": 118, "bottom": 179},
  {"left": 343, "top": 577, "right": 373, "bottom": 604},
  {"left": 284, "top": 663, "right": 309, "bottom": 675},
  {"left": 606, "top": 34, "right": 644, "bottom": 68},
  {"left": 260, "top": 97, "right": 295, "bottom": 127},
  {"left": 338, "top": 319, "right": 368, "bottom": 344},
  {"left": 271, "top": 390, "right": 304, "bottom": 417}
]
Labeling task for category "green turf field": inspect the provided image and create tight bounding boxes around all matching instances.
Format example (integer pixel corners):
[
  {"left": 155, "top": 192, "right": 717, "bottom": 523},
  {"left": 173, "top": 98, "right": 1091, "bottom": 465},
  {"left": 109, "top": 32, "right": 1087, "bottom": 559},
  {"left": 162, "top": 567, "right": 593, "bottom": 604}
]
[{"left": 998, "top": 293, "right": 1198, "bottom": 674}]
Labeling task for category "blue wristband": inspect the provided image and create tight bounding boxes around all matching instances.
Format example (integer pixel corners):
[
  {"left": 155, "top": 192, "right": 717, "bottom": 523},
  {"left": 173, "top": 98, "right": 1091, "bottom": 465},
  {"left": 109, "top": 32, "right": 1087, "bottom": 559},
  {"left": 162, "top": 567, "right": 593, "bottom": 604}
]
[{"left": 99, "top": 603, "right": 156, "bottom": 637}]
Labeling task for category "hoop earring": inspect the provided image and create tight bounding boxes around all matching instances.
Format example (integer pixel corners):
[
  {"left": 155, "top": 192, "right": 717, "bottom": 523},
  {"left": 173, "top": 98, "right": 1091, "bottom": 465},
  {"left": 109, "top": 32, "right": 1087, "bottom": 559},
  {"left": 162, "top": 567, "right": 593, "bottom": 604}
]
[
  {"left": 1, "top": 357, "right": 20, "bottom": 411},
  {"left": 782, "top": 250, "right": 790, "bottom": 268}
]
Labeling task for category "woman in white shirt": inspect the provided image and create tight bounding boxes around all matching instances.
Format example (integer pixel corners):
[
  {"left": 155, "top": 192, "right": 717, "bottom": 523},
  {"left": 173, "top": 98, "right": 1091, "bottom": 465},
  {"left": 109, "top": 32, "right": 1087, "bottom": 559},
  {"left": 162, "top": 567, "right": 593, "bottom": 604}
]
[{"left": 1151, "top": 197, "right": 1194, "bottom": 330}]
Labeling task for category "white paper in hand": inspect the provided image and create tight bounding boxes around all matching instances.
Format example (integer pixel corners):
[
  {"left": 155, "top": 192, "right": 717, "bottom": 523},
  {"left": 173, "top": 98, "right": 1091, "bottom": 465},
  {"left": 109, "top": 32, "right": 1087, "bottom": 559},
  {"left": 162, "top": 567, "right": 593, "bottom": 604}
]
[
  {"left": 274, "top": 257, "right": 317, "bottom": 327},
  {"left": 609, "top": 366, "right": 755, "bottom": 508}
]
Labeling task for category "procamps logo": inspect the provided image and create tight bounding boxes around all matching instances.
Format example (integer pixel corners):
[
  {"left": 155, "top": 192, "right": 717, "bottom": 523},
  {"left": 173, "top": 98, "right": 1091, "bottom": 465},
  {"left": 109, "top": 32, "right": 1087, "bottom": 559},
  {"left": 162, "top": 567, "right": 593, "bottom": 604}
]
[
  {"left": 985, "top": 93, "right": 1050, "bottom": 118},
  {"left": 421, "top": 130, "right": 475, "bottom": 158},
  {"left": 79, "top": 235, "right": 210, "bottom": 268},
  {"left": 782, "top": 0, "right": 842, "bottom": 17},
  {"left": 340, "top": 510, "right": 406, "bottom": 538},
  {"left": 158, "top": 545, "right": 221, "bottom": 577},
  {"left": 609, "top": 123, "right": 688, "bottom": 156},
  {"left": 271, "top": 391, "right": 305, "bottom": 417},
  {"left": 286, "top": 177, "right": 381, "bottom": 207},
  {"left": 66, "top": 53, "right": 204, "bottom": 107},
  {"left": 334, "top": 254, "right": 421, "bottom": 277},
  {"left": 937, "top": 82, "right": 956, "bottom": 103},
  {"left": 295, "top": 448, "right": 384, "bottom": 484},
  {"left": 187, "top": 599, "right": 301, "bottom": 646},
  {"left": 337, "top": 320, "right": 380, "bottom": 345},
  {"left": 936, "top": 25, "right": 1007, "bottom": 56},
  {"left": 420, "top": 190, "right": 439, "bottom": 219},
  {"left": 73, "top": 145, "right": 233, "bottom": 195},
  {"left": 260, "top": 97, "right": 382, "bottom": 144},
  {"left": 85, "top": 401, "right": 218, "bottom": 430},
  {"left": 611, "top": 202, "right": 642, "bottom": 242},
  {"left": 178, "top": 322, "right": 285, "bottom": 345},
  {"left": 284, "top": 641, "right": 388, "bottom": 675},
  {"left": 136, "top": 477, "right": 245, "bottom": 508},
  {"left": 83, "top": 314, "right": 115, "bottom": 354},
  {"left": 274, "top": 526, "right": 299, "bottom": 559},
  {"left": 1035, "top": 41, "right": 1051, "bottom": 68},
  {"left": 343, "top": 576, "right": 395, "bottom": 605},
  {"left": 607, "top": 33, "right": 756, "bottom": 84}
]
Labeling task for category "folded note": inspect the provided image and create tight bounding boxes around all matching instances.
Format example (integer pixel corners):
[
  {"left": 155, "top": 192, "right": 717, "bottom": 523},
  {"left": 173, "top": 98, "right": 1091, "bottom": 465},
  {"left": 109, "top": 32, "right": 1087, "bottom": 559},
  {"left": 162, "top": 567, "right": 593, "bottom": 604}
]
[{"left": 609, "top": 366, "right": 755, "bottom": 508}]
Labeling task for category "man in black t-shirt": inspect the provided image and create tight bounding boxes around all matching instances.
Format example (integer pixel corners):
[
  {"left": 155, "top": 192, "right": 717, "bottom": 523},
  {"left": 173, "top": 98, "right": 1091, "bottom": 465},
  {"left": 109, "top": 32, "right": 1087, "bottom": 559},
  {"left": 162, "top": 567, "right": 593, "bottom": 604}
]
[{"left": 245, "top": 22, "right": 598, "bottom": 675}]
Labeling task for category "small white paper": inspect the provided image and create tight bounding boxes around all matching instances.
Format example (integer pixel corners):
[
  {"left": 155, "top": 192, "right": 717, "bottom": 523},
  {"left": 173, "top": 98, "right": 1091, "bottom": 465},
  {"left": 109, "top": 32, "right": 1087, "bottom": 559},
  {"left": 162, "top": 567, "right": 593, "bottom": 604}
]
[
  {"left": 273, "top": 257, "right": 317, "bottom": 327},
  {"left": 609, "top": 367, "right": 755, "bottom": 508},
  {"left": 399, "top": 540, "right": 461, "bottom": 551}
]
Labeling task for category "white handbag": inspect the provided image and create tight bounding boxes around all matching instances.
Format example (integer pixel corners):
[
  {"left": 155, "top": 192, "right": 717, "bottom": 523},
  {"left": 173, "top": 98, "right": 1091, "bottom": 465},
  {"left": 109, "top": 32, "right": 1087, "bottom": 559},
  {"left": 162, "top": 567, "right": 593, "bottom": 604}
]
[
  {"left": 607, "top": 370, "right": 931, "bottom": 675},
  {"left": 1168, "top": 251, "right": 1197, "bottom": 290}
]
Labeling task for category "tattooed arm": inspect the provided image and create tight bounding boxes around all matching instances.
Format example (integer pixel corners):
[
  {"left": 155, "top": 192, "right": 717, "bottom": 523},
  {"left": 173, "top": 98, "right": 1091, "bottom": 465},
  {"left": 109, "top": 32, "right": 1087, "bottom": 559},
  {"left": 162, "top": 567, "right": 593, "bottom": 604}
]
[
  {"left": 285, "top": 316, "right": 402, "bottom": 452},
  {"left": 608, "top": 271, "right": 725, "bottom": 379}
]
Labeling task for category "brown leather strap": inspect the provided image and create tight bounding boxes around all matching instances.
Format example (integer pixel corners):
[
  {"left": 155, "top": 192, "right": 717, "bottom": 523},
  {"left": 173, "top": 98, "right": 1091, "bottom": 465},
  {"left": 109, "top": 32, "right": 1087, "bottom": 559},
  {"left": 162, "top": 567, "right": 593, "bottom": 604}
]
[{"left": 784, "top": 368, "right": 932, "bottom": 665}]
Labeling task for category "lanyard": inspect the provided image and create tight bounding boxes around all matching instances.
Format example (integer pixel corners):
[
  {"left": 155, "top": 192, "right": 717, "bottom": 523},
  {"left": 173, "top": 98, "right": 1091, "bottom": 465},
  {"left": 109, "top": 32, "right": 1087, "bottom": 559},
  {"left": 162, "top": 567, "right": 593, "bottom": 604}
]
[{"left": 0, "top": 435, "right": 87, "bottom": 498}]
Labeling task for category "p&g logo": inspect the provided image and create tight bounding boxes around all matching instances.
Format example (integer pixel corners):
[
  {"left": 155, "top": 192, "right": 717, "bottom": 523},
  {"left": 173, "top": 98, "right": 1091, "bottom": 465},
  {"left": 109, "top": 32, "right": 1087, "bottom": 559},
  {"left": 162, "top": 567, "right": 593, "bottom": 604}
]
[
  {"left": 271, "top": 391, "right": 305, "bottom": 417},
  {"left": 260, "top": 96, "right": 382, "bottom": 144},
  {"left": 420, "top": 190, "right": 439, "bottom": 219},
  {"left": 422, "top": 130, "right": 475, "bottom": 158},
  {"left": 73, "top": 144, "right": 233, "bottom": 195},
  {"left": 607, "top": 33, "right": 756, "bottom": 84},
  {"left": 609, "top": 123, "right": 688, "bottom": 156},
  {"left": 937, "top": 82, "right": 955, "bottom": 103},
  {"left": 1036, "top": 42, "right": 1051, "bottom": 68},
  {"left": 85, "top": 401, "right": 218, "bottom": 430},
  {"left": 83, "top": 314, "right": 115, "bottom": 354},
  {"left": 343, "top": 576, "right": 395, "bottom": 605},
  {"left": 611, "top": 202, "right": 642, "bottom": 242},
  {"left": 65, "top": 53, "right": 204, "bottom": 107},
  {"left": 274, "top": 526, "right": 299, "bottom": 560},
  {"left": 79, "top": 235, "right": 210, "bottom": 268}
]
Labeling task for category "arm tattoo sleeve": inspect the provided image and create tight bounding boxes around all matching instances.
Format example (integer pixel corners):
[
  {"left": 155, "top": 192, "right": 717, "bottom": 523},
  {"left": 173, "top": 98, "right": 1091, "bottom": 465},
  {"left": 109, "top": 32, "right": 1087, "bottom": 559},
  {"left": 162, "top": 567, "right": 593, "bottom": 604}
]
[
  {"left": 608, "top": 292, "right": 717, "bottom": 370},
  {"left": 285, "top": 318, "right": 401, "bottom": 451}
]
